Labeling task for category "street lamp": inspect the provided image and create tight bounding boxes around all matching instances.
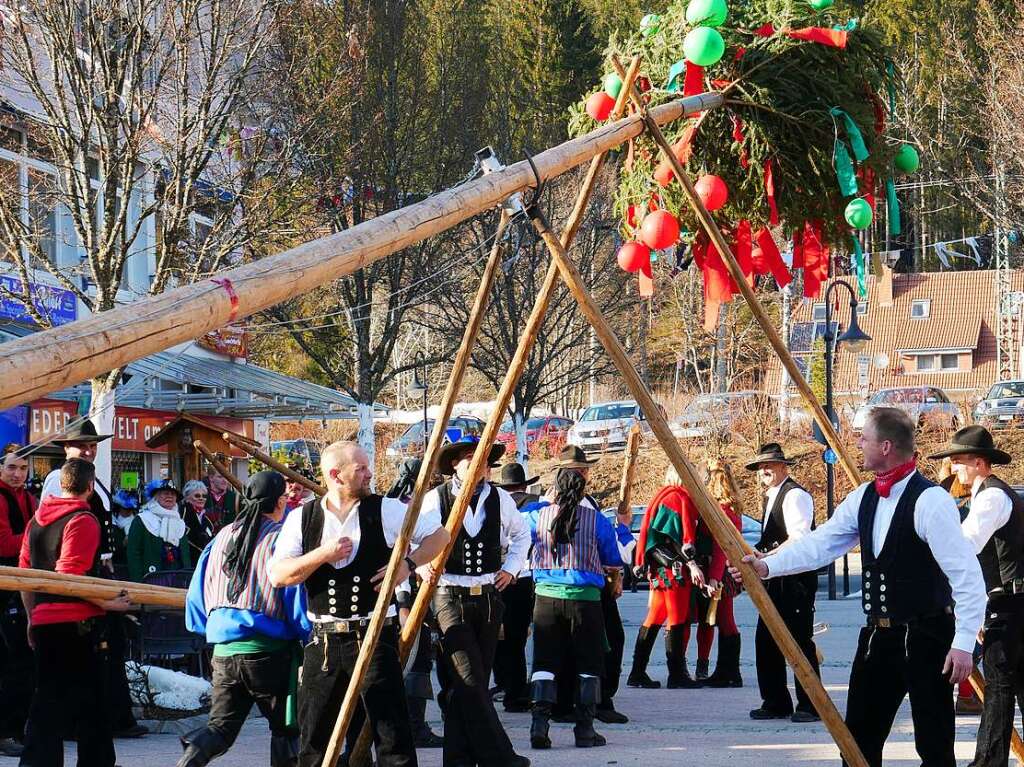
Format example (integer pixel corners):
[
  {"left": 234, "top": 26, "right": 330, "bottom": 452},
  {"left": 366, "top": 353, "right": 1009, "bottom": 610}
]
[
  {"left": 823, "top": 279, "right": 871, "bottom": 600},
  {"left": 407, "top": 352, "right": 428, "bottom": 456}
]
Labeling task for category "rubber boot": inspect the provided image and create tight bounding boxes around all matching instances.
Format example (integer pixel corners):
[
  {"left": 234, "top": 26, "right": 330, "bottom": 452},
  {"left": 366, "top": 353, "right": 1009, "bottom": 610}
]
[
  {"left": 530, "top": 679, "right": 556, "bottom": 750},
  {"left": 626, "top": 625, "right": 662, "bottom": 689},
  {"left": 665, "top": 625, "right": 702, "bottom": 689},
  {"left": 706, "top": 633, "right": 743, "bottom": 688},
  {"left": 270, "top": 735, "right": 299, "bottom": 767},
  {"left": 573, "top": 676, "right": 606, "bottom": 748},
  {"left": 177, "top": 727, "right": 229, "bottom": 767}
]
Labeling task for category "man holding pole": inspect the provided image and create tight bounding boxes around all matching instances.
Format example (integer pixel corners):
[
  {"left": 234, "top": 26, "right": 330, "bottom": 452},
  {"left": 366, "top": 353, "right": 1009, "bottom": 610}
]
[
  {"left": 735, "top": 408, "right": 986, "bottom": 767},
  {"left": 269, "top": 441, "right": 449, "bottom": 767},
  {"left": 420, "top": 436, "right": 532, "bottom": 767},
  {"left": 929, "top": 425, "right": 1024, "bottom": 767}
]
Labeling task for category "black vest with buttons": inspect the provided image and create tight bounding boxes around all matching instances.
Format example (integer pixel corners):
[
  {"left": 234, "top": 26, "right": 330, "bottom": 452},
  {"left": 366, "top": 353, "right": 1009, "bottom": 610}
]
[
  {"left": 858, "top": 473, "right": 952, "bottom": 622},
  {"left": 758, "top": 478, "right": 818, "bottom": 594},
  {"left": 976, "top": 475, "right": 1024, "bottom": 591},
  {"left": 89, "top": 480, "right": 115, "bottom": 558},
  {"left": 300, "top": 496, "right": 388, "bottom": 619},
  {"left": 437, "top": 481, "right": 502, "bottom": 576}
]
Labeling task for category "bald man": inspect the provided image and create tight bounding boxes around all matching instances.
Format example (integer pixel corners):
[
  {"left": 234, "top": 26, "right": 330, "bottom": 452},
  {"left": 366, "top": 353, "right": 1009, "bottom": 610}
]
[{"left": 270, "top": 441, "right": 449, "bottom": 767}]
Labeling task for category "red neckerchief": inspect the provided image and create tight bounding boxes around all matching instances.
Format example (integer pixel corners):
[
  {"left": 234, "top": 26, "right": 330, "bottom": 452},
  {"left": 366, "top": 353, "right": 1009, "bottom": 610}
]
[{"left": 874, "top": 458, "right": 917, "bottom": 498}]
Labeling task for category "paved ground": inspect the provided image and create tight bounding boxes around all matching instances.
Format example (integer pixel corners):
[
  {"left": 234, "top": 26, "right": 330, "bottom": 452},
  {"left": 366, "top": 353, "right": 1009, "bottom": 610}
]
[{"left": 108, "top": 574, "right": 995, "bottom": 766}]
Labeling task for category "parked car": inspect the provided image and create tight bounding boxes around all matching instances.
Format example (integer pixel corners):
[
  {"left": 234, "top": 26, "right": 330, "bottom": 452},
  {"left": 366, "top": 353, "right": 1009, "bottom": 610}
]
[
  {"left": 671, "top": 391, "right": 772, "bottom": 439},
  {"left": 974, "top": 381, "right": 1024, "bottom": 428},
  {"left": 270, "top": 438, "right": 321, "bottom": 468},
  {"left": 851, "top": 386, "right": 962, "bottom": 431},
  {"left": 567, "top": 400, "right": 658, "bottom": 454},
  {"left": 385, "top": 415, "right": 485, "bottom": 462},
  {"left": 496, "top": 415, "right": 574, "bottom": 451}
]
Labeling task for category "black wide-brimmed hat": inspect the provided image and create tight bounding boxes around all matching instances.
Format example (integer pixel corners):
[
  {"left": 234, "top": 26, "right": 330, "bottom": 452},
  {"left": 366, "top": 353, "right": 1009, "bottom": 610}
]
[
  {"left": 928, "top": 425, "right": 1012, "bottom": 465},
  {"left": 493, "top": 463, "right": 539, "bottom": 488},
  {"left": 51, "top": 418, "right": 112, "bottom": 445},
  {"left": 554, "top": 444, "right": 598, "bottom": 470},
  {"left": 437, "top": 436, "right": 505, "bottom": 476},
  {"left": 744, "top": 442, "right": 796, "bottom": 471}
]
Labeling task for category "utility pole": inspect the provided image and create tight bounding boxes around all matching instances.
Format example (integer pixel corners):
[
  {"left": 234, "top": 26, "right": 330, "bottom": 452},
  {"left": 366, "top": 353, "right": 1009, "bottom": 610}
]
[{"left": 995, "top": 162, "right": 1016, "bottom": 381}]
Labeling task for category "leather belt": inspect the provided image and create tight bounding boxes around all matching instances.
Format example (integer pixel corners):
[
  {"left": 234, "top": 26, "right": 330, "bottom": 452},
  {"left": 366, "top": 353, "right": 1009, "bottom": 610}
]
[
  {"left": 435, "top": 584, "right": 496, "bottom": 597},
  {"left": 989, "top": 578, "right": 1024, "bottom": 596},
  {"left": 312, "top": 615, "right": 396, "bottom": 636},
  {"left": 866, "top": 605, "right": 952, "bottom": 629}
]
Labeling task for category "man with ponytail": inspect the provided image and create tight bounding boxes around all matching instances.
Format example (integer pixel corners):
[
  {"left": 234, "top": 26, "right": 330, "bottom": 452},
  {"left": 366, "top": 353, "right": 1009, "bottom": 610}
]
[{"left": 180, "top": 470, "right": 309, "bottom": 767}]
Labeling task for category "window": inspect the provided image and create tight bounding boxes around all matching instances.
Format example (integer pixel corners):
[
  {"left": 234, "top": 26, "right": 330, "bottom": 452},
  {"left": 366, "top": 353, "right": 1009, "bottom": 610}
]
[
  {"left": 914, "top": 353, "right": 958, "bottom": 372},
  {"left": 27, "top": 169, "right": 57, "bottom": 262},
  {"left": 812, "top": 303, "right": 826, "bottom": 321},
  {"left": 911, "top": 299, "right": 930, "bottom": 319},
  {"left": 857, "top": 301, "right": 868, "bottom": 316}
]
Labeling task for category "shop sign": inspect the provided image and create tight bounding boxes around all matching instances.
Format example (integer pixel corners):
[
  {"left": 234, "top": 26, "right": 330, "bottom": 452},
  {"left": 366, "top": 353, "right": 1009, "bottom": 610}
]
[
  {"left": 197, "top": 326, "right": 248, "bottom": 358},
  {"left": 0, "top": 277, "right": 77, "bottom": 327}
]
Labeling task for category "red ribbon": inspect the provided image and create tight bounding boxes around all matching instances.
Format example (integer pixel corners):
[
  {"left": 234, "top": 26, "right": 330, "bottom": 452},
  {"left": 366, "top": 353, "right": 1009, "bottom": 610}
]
[
  {"left": 786, "top": 27, "right": 848, "bottom": 48},
  {"left": 800, "top": 220, "right": 829, "bottom": 299},
  {"left": 764, "top": 160, "right": 779, "bottom": 225},
  {"left": 683, "top": 61, "right": 704, "bottom": 97},
  {"left": 735, "top": 220, "right": 753, "bottom": 287},
  {"left": 753, "top": 23, "right": 775, "bottom": 37},
  {"left": 754, "top": 227, "right": 791, "bottom": 288},
  {"left": 211, "top": 277, "right": 240, "bottom": 322},
  {"left": 732, "top": 116, "right": 749, "bottom": 169},
  {"left": 699, "top": 237, "right": 735, "bottom": 332}
]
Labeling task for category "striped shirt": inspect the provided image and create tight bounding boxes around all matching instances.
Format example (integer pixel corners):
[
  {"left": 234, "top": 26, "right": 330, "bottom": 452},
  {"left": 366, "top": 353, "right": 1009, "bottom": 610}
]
[{"left": 204, "top": 518, "right": 285, "bottom": 621}]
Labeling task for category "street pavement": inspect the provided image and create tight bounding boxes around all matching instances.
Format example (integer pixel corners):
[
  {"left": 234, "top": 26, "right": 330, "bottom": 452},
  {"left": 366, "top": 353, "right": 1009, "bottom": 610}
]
[{"left": 109, "top": 577, "right": 994, "bottom": 766}]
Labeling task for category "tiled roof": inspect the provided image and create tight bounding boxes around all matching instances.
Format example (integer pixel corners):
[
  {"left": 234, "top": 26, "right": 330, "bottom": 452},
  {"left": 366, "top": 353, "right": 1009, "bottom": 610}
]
[{"left": 765, "top": 269, "right": 1024, "bottom": 398}]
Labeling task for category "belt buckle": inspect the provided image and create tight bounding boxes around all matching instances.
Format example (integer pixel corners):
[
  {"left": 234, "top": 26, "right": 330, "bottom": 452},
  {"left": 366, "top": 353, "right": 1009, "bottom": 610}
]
[
  {"left": 469, "top": 585, "right": 483, "bottom": 596},
  {"left": 877, "top": 617, "right": 891, "bottom": 628},
  {"left": 337, "top": 621, "right": 350, "bottom": 633}
]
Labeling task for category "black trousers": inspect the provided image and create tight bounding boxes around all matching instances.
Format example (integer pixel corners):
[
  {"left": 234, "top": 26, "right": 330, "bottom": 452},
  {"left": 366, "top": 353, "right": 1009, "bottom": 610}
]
[
  {"left": 433, "top": 589, "right": 516, "bottom": 767},
  {"left": 845, "top": 614, "right": 956, "bottom": 767},
  {"left": 492, "top": 576, "right": 534, "bottom": 704},
  {"left": 600, "top": 583, "right": 625, "bottom": 707},
  {"left": 0, "top": 592, "right": 32, "bottom": 740},
  {"left": 755, "top": 575, "right": 819, "bottom": 714},
  {"left": 103, "top": 614, "right": 138, "bottom": 731},
  {"left": 203, "top": 647, "right": 296, "bottom": 747},
  {"left": 21, "top": 620, "right": 116, "bottom": 767},
  {"left": 971, "top": 595, "right": 1024, "bottom": 767},
  {"left": 532, "top": 595, "right": 605, "bottom": 678},
  {"left": 298, "top": 624, "right": 415, "bottom": 767}
]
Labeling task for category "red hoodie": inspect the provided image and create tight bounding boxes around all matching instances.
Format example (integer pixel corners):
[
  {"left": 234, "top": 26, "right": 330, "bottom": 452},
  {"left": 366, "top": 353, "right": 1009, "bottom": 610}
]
[
  {"left": 0, "top": 479, "right": 36, "bottom": 560},
  {"left": 19, "top": 495, "right": 104, "bottom": 625}
]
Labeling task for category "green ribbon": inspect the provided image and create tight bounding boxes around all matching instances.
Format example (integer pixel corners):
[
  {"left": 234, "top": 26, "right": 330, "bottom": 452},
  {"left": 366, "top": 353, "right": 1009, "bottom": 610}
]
[
  {"left": 833, "top": 141, "right": 858, "bottom": 196},
  {"left": 886, "top": 60, "right": 896, "bottom": 114},
  {"left": 851, "top": 235, "right": 866, "bottom": 298},
  {"left": 885, "top": 177, "right": 901, "bottom": 236},
  {"left": 666, "top": 60, "right": 686, "bottom": 93},
  {"left": 833, "top": 18, "right": 858, "bottom": 31},
  {"left": 830, "top": 107, "right": 868, "bottom": 162}
]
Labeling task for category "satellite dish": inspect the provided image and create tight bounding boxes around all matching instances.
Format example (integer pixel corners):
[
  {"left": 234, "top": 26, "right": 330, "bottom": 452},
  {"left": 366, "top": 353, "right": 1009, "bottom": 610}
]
[{"left": 873, "top": 353, "right": 890, "bottom": 369}]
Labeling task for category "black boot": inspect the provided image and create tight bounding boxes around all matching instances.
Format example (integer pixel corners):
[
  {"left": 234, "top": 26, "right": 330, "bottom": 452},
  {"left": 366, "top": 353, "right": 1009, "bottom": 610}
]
[
  {"left": 706, "top": 633, "right": 743, "bottom": 688},
  {"left": 177, "top": 727, "right": 229, "bottom": 767},
  {"left": 665, "top": 625, "right": 702, "bottom": 689},
  {"left": 530, "top": 679, "right": 556, "bottom": 750},
  {"left": 626, "top": 625, "right": 662, "bottom": 689},
  {"left": 573, "top": 677, "right": 606, "bottom": 748},
  {"left": 270, "top": 735, "right": 299, "bottom": 767},
  {"left": 407, "top": 696, "right": 443, "bottom": 748}
]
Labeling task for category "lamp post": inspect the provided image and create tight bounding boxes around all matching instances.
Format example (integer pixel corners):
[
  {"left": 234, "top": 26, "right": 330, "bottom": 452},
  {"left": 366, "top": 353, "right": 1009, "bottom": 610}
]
[
  {"left": 407, "top": 352, "right": 428, "bottom": 456},
  {"left": 823, "top": 279, "right": 871, "bottom": 600}
]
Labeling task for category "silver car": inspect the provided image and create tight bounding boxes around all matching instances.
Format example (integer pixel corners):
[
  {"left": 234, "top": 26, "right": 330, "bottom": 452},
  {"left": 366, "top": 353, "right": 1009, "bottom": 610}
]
[
  {"left": 852, "top": 386, "right": 962, "bottom": 431},
  {"left": 974, "top": 381, "right": 1024, "bottom": 429},
  {"left": 567, "top": 400, "right": 650, "bottom": 453}
]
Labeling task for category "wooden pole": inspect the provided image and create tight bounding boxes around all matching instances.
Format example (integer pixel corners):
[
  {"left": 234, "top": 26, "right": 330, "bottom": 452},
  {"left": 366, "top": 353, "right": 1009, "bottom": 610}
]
[
  {"left": 968, "top": 669, "right": 1024, "bottom": 764},
  {"left": 609, "top": 56, "right": 862, "bottom": 489},
  {"left": 221, "top": 432, "right": 326, "bottom": 495},
  {"left": 616, "top": 424, "right": 641, "bottom": 519},
  {"left": 0, "top": 566, "right": 185, "bottom": 608},
  {"left": 193, "top": 440, "right": 244, "bottom": 493},
  {"left": 0, "top": 93, "right": 722, "bottom": 413},
  {"left": 526, "top": 205, "right": 870, "bottom": 767}
]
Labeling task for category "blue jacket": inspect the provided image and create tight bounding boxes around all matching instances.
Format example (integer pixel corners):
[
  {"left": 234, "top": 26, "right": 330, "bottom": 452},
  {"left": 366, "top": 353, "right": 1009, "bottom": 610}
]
[{"left": 524, "top": 500, "right": 631, "bottom": 589}]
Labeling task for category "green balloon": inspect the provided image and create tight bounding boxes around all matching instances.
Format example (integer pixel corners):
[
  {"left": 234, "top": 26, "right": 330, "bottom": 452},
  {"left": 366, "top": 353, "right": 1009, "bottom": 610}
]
[
  {"left": 845, "top": 198, "right": 873, "bottom": 229},
  {"left": 808, "top": 0, "right": 834, "bottom": 10},
  {"left": 603, "top": 73, "right": 623, "bottom": 99},
  {"left": 894, "top": 144, "right": 920, "bottom": 174},
  {"left": 685, "top": 0, "right": 728, "bottom": 27},
  {"left": 640, "top": 13, "right": 661, "bottom": 37},
  {"left": 683, "top": 27, "right": 725, "bottom": 67}
]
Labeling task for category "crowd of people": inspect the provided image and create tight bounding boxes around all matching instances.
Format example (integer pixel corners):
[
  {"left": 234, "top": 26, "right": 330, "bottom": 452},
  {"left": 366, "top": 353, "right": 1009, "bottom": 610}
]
[{"left": 4, "top": 404, "right": 1024, "bottom": 767}]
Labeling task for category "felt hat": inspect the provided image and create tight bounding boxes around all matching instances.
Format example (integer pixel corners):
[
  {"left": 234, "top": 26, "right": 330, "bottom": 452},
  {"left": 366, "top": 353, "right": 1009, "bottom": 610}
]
[
  {"left": 437, "top": 436, "right": 505, "bottom": 476},
  {"left": 553, "top": 444, "right": 598, "bottom": 470},
  {"left": 927, "top": 425, "right": 1011, "bottom": 465},
  {"left": 744, "top": 442, "right": 796, "bottom": 471},
  {"left": 493, "top": 463, "right": 539, "bottom": 488},
  {"left": 51, "top": 419, "right": 112, "bottom": 445}
]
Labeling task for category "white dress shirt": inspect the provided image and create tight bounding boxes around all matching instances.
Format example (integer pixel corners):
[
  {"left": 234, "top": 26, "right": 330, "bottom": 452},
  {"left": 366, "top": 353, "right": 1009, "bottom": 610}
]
[
  {"left": 271, "top": 495, "right": 442, "bottom": 620},
  {"left": 762, "top": 481, "right": 814, "bottom": 543},
  {"left": 763, "top": 471, "right": 986, "bottom": 653},
  {"left": 961, "top": 476, "right": 1014, "bottom": 554},
  {"left": 421, "top": 482, "right": 531, "bottom": 587}
]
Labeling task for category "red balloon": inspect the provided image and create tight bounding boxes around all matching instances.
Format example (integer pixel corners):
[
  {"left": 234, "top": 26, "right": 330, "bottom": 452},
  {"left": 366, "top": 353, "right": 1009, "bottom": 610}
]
[
  {"left": 639, "top": 210, "right": 680, "bottom": 250},
  {"left": 617, "top": 242, "right": 651, "bottom": 273},
  {"left": 586, "top": 92, "right": 616, "bottom": 122},
  {"left": 695, "top": 174, "right": 729, "bottom": 211}
]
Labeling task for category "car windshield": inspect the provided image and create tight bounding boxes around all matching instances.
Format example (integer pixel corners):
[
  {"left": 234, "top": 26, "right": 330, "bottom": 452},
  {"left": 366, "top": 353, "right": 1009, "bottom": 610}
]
[
  {"left": 580, "top": 404, "right": 636, "bottom": 422},
  {"left": 988, "top": 382, "right": 1024, "bottom": 399},
  {"left": 400, "top": 420, "right": 435, "bottom": 440},
  {"left": 870, "top": 388, "right": 925, "bottom": 405}
]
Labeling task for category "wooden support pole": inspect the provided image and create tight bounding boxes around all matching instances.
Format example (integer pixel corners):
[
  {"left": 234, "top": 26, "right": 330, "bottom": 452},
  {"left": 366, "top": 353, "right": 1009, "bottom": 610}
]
[
  {"left": 222, "top": 432, "right": 326, "bottom": 496},
  {"left": 610, "top": 55, "right": 862, "bottom": 489},
  {"left": 319, "top": 213, "right": 514, "bottom": 767},
  {"left": 526, "top": 205, "right": 869, "bottom": 767},
  {"left": 616, "top": 424, "right": 641, "bottom": 520},
  {"left": 0, "top": 565, "right": 185, "bottom": 608},
  {"left": 968, "top": 669, "right": 1024, "bottom": 763},
  {"left": 193, "top": 440, "right": 244, "bottom": 493},
  {"left": 0, "top": 92, "right": 722, "bottom": 413}
]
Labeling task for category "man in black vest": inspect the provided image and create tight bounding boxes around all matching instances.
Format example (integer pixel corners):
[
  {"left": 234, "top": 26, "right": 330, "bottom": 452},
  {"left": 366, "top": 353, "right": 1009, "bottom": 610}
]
[
  {"left": 269, "top": 440, "right": 449, "bottom": 767},
  {"left": 421, "top": 437, "right": 532, "bottom": 767},
  {"left": 735, "top": 407, "right": 986, "bottom": 767},
  {"left": 929, "top": 425, "right": 1024, "bottom": 767},
  {"left": 744, "top": 442, "right": 820, "bottom": 722}
]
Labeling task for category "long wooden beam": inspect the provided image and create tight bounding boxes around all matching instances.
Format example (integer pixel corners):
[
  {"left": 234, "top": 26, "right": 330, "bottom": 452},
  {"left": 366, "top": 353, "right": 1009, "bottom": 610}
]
[
  {"left": 0, "top": 92, "right": 722, "bottom": 413},
  {"left": 222, "top": 432, "right": 326, "bottom": 495},
  {"left": 194, "top": 440, "right": 244, "bottom": 493},
  {"left": 616, "top": 424, "right": 641, "bottom": 519},
  {"left": 0, "top": 565, "right": 185, "bottom": 608},
  {"left": 526, "top": 205, "right": 869, "bottom": 767}
]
